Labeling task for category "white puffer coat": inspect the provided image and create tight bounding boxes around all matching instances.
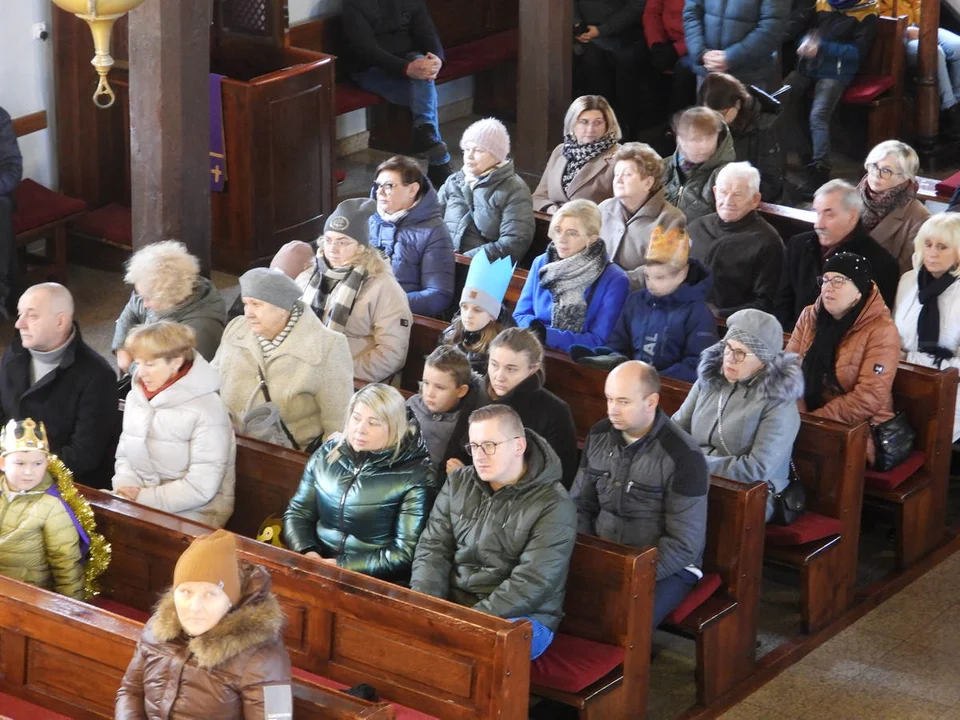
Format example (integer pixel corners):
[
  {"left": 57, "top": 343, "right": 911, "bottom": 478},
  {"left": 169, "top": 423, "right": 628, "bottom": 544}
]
[{"left": 113, "top": 354, "right": 236, "bottom": 528}]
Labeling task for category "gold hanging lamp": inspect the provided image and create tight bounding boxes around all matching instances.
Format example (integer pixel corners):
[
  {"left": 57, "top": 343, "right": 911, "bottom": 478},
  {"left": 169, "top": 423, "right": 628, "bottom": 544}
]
[{"left": 51, "top": 0, "right": 147, "bottom": 109}]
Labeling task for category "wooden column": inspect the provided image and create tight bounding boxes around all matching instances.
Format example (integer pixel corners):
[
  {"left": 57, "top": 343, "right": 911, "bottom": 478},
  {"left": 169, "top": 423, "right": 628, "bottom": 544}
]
[
  {"left": 514, "top": 0, "right": 572, "bottom": 180},
  {"left": 128, "top": 0, "right": 212, "bottom": 272},
  {"left": 916, "top": 0, "right": 940, "bottom": 148}
]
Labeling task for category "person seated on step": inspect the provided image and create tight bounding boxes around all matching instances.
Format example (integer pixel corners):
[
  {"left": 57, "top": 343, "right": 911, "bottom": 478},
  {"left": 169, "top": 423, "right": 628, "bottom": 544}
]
[
  {"left": 283, "top": 383, "right": 437, "bottom": 582},
  {"left": 0, "top": 106, "right": 22, "bottom": 321},
  {"left": 775, "top": 179, "right": 899, "bottom": 332},
  {"left": 570, "top": 222, "right": 717, "bottom": 383},
  {"left": 411, "top": 404, "right": 577, "bottom": 660},
  {"left": 113, "top": 322, "right": 236, "bottom": 529},
  {"left": 514, "top": 199, "right": 630, "bottom": 353},
  {"left": 341, "top": 0, "right": 454, "bottom": 187},
  {"left": 673, "top": 309, "right": 803, "bottom": 521},
  {"left": 436, "top": 118, "right": 534, "bottom": 264},
  {"left": 297, "top": 198, "right": 412, "bottom": 384},
  {"left": 688, "top": 161, "right": 784, "bottom": 317},
  {"left": 368, "top": 155, "right": 456, "bottom": 318},
  {"left": 570, "top": 361, "right": 708, "bottom": 628},
  {"left": 786, "top": 251, "right": 900, "bottom": 466},
  {"left": 532, "top": 95, "right": 622, "bottom": 214},
  {"left": 117, "top": 530, "right": 293, "bottom": 717},
  {"left": 212, "top": 269, "right": 353, "bottom": 453},
  {"left": 406, "top": 345, "right": 481, "bottom": 474},
  {"left": 662, "top": 106, "right": 736, "bottom": 222},
  {"left": 439, "top": 251, "right": 515, "bottom": 374},
  {"left": 598, "top": 142, "right": 685, "bottom": 291},
  {"left": 113, "top": 240, "right": 227, "bottom": 373}
]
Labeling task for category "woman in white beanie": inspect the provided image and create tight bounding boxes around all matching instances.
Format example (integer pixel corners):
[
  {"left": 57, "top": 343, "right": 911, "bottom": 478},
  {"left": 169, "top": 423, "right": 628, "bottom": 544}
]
[{"left": 436, "top": 118, "right": 535, "bottom": 263}]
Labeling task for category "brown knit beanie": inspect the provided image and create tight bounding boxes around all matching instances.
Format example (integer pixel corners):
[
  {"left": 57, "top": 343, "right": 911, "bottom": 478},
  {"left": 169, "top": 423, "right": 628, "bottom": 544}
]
[{"left": 173, "top": 529, "right": 241, "bottom": 606}]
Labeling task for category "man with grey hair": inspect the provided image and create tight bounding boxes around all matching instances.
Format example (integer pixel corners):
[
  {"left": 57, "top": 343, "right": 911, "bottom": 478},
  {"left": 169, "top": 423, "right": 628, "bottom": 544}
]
[
  {"left": 689, "top": 162, "right": 784, "bottom": 317},
  {"left": 0, "top": 283, "right": 118, "bottom": 488},
  {"left": 775, "top": 179, "right": 899, "bottom": 331}
]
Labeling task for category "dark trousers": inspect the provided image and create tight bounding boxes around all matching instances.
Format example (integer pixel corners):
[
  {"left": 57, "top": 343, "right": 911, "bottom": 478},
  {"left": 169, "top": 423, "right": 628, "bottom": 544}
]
[
  {"left": 653, "top": 568, "right": 699, "bottom": 629},
  {"left": 0, "top": 194, "right": 18, "bottom": 311},
  {"left": 573, "top": 41, "right": 647, "bottom": 138}
]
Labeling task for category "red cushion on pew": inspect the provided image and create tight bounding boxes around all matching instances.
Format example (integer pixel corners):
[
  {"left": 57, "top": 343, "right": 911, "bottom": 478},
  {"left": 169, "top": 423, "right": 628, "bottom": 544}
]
[
  {"left": 11, "top": 179, "right": 86, "bottom": 235},
  {"left": 335, "top": 82, "right": 383, "bottom": 115},
  {"left": 0, "top": 690, "right": 73, "bottom": 719},
  {"left": 864, "top": 450, "right": 926, "bottom": 491},
  {"left": 90, "top": 596, "right": 151, "bottom": 623},
  {"left": 935, "top": 169, "right": 960, "bottom": 197},
  {"left": 841, "top": 76, "right": 895, "bottom": 104},
  {"left": 663, "top": 572, "right": 723, "bottom": 625},
  {"left": 70, "top": 202, "right": 132, "bottom": 247},
  {"left": 438, "top": 29, "right": 519, "bottom": 81},
  {"left": 530, "top": 632, "right": 625, "bottom": 693},
  {"left": 291, "top": 667, "right": 437, "bottom": 720},
  {"left": 765, "top": 512, "right": 844, "bottom": 546}
]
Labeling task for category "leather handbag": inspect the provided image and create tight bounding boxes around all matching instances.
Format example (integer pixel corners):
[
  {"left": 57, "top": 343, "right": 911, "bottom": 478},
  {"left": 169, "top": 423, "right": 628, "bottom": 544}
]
[
  {"left": 870, "top": 412, "right": 916, "bottom": 472},
  {"left": 771, "top": 462, "right": 807, "bottom": 526}
]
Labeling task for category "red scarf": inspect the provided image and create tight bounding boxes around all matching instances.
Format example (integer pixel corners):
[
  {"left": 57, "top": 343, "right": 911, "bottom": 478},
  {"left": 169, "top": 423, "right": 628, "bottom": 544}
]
[{"left": 141, "top": 361, "right": 193, "bottom": 401}]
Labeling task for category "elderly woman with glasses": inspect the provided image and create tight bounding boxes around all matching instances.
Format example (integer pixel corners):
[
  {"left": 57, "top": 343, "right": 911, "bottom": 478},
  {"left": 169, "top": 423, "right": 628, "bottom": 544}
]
[
  {"left": 673, "top": 309, "right": 803, "bottom": 521},
  {"left": 858, "top": 140, "right": 930, "bottom": 274}
]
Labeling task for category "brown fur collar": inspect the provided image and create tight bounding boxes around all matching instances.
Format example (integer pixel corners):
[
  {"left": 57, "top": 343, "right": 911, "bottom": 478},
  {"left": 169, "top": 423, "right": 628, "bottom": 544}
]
[{"left": 149, "top": 562, "right": 285, "bottom": 669}]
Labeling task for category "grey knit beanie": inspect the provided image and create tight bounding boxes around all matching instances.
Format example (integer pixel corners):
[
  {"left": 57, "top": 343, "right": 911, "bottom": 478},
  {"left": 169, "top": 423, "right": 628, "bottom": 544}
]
[
  {"left": 324, "top": 198, "right": 376, "bottom": 246},
  {"left": 723, "top": 309, "right": 784, "bottom": 363},
  {"left": 239, "top": 268, "right": 302, "bottom": 312}
]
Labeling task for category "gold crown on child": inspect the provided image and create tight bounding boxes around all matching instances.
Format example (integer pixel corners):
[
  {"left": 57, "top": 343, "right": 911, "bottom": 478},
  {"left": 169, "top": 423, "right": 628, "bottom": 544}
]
[{"left": 1, "top": 419, "right": 50, "bottom": 456}]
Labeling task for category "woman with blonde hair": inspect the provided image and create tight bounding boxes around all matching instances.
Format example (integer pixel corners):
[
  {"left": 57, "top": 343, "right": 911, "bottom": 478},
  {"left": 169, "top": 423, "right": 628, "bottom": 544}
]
[
  {"left": 297, "top": 199, "right": 412, "bottom": 383},
  {"left": 895, "top": 214, "right": 960, "bottom": 440},
  {"left": 113, "top": 240, "right": 226, "bottom": 372},
  {"left": 532, "top": 95, "right": 622, "bottom": 214},
  {"left": 113, "top": 321, "right": 236, "bottom": 528},
  {"left": 283, "top": 383, "right": 437, "bottom": 581}
]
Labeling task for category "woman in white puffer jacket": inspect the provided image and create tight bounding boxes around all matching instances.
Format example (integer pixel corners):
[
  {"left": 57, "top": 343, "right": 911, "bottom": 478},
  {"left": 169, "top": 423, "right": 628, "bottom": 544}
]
[{"left": 112, "top": 321, "right": 236, "bottom": 527}]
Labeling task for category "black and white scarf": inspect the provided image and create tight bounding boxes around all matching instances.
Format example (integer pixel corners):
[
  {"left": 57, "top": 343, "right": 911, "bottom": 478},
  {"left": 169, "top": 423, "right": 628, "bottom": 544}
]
[
  {"left": 256, "top": 303, "right": 302, "bottom": 359},
  {"left": 539, "top": 240, "right": 608, "bottom": 333},
  {"left": 300, "top": 256, "right": 368, "bottom": 335},
  {"left": 917, "top": 266, "right": 958, "bottom": 366},
  {"left": 561, "top": 133, "right": 617, "bottom": 194}
]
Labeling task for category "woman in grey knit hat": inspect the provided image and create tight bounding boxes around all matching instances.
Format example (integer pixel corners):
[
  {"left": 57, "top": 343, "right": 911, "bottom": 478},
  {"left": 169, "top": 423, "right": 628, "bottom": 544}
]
[{"left": 672, "top": 308, "right": 804, "bottom": 521}]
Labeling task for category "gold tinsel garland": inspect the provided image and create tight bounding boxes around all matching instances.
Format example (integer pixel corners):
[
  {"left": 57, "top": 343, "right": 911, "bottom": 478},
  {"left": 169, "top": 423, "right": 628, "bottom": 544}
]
[{"left": 47, "top": 455, "right": 112, "bottom": 599}]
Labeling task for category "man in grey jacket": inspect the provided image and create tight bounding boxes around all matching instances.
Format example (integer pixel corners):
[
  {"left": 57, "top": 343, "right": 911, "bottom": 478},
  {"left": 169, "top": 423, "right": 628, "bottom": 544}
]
[
  {"left": 0, "top": 106, "right": 23, "bottom": 320},
  {"left": 571, "top": 360, "right": 708, "bottom": 628},
  {"left": 411, "top": 404, "right": 577, "bottom": 660}
]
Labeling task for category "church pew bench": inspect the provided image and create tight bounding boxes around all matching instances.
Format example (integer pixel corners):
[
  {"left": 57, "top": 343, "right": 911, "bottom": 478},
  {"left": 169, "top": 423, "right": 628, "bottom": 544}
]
[
  {"left": 78, "top": 488, "right": 531, "bottom": 720},
  {"left": 0, "top": 574, "right": 395, "bottom": 720}
]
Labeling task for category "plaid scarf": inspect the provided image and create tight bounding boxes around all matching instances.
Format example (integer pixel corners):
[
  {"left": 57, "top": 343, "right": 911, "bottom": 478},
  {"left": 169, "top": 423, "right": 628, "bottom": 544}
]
[
  {"left": 300, "top": 257, "right": 368, "bottom": 334},
  {"left": 256, "top": 303, "right": 302, "bottom": 359},
  {"left": 857, "top": 176, "right": 918, "bottom": 232},
  {"left": 561, "top": 133, "right": 617, "bottom": 194},
  {"left": 539, "top": 240, "right": 608, "bottom": 332}
]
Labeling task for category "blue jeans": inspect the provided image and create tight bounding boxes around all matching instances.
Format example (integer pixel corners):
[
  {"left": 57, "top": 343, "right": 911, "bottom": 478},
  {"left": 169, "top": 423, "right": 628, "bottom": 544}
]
[
  {"left": 652, "top": 569, "right": 700, "bottom": 629},
  {"left": 783, "top": 71, "right": 848, "bottom": 165},
  {"left": 511, "top": 617, "right": 555, "bottom": 660},
  {"left": 906, "top": 29, "right": 960, "bottom": 110}
]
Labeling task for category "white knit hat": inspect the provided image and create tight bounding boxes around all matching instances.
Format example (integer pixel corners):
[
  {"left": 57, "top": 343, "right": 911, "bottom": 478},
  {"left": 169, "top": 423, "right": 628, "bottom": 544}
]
[{"left": 460, "top": 118, "right": 511, "bottom": 164}]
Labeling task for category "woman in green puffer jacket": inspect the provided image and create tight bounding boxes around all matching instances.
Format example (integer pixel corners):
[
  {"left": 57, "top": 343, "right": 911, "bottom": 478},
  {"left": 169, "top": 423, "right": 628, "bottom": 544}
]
[{"left": 282, "top": 384, "right": 438, "bottom": 582}]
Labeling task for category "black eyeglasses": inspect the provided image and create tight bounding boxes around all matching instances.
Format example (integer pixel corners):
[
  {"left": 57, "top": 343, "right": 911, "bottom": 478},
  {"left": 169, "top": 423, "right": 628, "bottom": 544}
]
[
  {"left": 721, "top": 342, "right": 756, "bottom": 364},
  {"left": 816, "top": 275, "right": 852, "bottom": 289},
  {"left": 372, "top": 181, "right": 407, "bottom": 196},
  {"left": 463, "top": 437, "right": 521, "bottom": 457}
]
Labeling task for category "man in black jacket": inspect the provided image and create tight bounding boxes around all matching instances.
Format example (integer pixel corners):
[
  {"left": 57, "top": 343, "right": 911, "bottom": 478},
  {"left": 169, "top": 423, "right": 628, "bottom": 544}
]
[
  {"left": 0, "top": 283, "right": 118, "bottom": 488},
  {"left": 775, "top": 178, "right": 899, "bottom": 331},
  {"left": 0, "top": 106, "right": 23, "bottom": 320},
  {"left": 342, "top": 0, "right": 453, "bottom": 187},
  {"left": 571, "top": 361, "right": 708, "bottom": 629}
]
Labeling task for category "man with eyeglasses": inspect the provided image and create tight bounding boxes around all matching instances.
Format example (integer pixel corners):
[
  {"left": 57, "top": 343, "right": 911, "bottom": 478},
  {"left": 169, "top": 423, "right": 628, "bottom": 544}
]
[
  {"left": 411, "top": 404, "right": 576, "bottom": 660},
  {"left": 570, "top": 360, "right": 708, "bottom": 629},
  {"left": 774, "top": 178, "right": 899, "bottom": 332}
]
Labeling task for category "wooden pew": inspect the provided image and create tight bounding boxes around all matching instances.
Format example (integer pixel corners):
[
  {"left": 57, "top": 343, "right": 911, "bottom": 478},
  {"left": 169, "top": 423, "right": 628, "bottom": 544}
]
[{"left": 0, "top": 574, "right": 395, "bottom": 719}]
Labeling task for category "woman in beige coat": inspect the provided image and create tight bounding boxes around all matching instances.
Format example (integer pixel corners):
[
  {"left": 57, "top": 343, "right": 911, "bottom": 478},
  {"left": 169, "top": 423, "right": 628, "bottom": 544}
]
[
  {"left": 297, "top": 199, "right": 412, "bottom": 383},
  {"left": 532, "top": 95, "right": 622, "bottom": 214},
  {"left": 858, "top": 140, "right": 930, "bottom": 274}
]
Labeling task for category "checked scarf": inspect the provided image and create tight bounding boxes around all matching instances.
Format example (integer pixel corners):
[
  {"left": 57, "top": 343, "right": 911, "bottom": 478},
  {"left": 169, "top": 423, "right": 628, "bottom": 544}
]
[
  {"left": 561, "top": 133, "right": 617, "bottom": 194},
  {"left": 300, "top": 255, "right": 368, "bottom": 334}
]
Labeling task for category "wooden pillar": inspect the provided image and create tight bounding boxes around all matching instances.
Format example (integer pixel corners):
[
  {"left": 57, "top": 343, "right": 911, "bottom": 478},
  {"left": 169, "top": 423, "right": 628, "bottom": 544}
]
[
  {"left": 916, "top": 0, "right": 940, "bottom": 148},
  {"left": 128, "top": 0, "right": 212, "bottom": 273},
  {"left": 514, "top": 0, "right": 572, "bottom": 180}
]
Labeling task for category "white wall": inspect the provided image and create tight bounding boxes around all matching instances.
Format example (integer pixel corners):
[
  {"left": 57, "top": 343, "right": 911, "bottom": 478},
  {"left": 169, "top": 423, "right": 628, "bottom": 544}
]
[{"left": 1, "top": 0, "right": 57, "bottom": 187}]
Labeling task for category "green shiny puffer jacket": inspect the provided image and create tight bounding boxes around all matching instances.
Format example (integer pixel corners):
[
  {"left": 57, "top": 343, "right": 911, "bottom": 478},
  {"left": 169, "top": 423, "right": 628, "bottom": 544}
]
[{"left": 282, "top": 424, "right": 438, "bottom": 582}]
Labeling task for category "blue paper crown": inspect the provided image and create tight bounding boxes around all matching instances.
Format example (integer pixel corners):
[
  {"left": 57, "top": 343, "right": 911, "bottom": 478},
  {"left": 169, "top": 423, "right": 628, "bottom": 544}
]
[{"left": 463, "top": 252, "right": 515, "bottom": 306}]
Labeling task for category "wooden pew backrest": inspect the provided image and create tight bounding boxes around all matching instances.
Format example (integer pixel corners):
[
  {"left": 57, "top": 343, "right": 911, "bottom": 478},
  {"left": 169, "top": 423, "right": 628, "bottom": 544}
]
[
  {"left": 229, "top": 435, "right": 309, "bottom": 538},
  {"left": 12, "top": 110, "right": 48, "bottom": 138}
]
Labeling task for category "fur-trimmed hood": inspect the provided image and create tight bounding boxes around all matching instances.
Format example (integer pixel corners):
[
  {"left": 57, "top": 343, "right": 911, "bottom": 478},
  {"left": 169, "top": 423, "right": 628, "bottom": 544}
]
[
  {"left": 698, "top": 341, "right": 805, "bottom": 402},
  {"left": 148, "top": 561, "right": 285, "bottom": 670}
]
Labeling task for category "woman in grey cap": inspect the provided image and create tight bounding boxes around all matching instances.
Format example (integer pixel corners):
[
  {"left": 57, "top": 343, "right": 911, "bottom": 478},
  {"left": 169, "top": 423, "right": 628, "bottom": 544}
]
[
  {"left": 297, "top": 198, "right": 412, "bottom": 384},
  {"left": 673, "top": 309, "right": 804, "bottom": 521},
  {"left": 212, "top": 268, "right": 354, "bottom": 451}
]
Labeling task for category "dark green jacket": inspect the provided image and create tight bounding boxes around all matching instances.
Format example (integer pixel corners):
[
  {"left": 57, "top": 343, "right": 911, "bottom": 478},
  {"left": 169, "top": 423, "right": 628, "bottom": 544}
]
[
  {"left": 662, "top": 125, "right": 736, "bottom": 222},
  {"left": 410, "top": 430, "right": 577, "bottom": 631},
  {"left": 282, "top": 424, "right": 437, "bottom": 582}
]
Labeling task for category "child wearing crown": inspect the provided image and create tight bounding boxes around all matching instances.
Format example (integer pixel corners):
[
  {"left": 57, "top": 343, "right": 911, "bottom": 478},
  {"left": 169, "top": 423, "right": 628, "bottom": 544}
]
[{"left": 0, "top": 418, "right": 109, "bottom": 600}]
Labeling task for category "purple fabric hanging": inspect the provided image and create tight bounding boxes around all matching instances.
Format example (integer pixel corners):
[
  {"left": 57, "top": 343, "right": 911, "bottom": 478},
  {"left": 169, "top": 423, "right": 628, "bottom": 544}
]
[{"left": 210, "top": 73, "right": 227, "bottom": 192}]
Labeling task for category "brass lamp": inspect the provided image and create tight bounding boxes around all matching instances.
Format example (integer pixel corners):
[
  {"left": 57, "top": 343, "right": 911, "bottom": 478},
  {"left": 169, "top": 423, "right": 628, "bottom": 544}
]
[{"left": 51, "top": 0, "right": 147, "bottom": 108}]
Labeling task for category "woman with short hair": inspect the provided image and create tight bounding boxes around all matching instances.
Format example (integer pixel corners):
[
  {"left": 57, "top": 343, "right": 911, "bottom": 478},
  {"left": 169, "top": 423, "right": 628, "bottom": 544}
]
[
  {"left": 532, "top": 95, "right": 623, "bottom": 214},
  {"left": 283, "top": 384, "right": 437, "bottom": 582},
  {"left": 112, "top": 321, "right": 236, "bottom": 528}
]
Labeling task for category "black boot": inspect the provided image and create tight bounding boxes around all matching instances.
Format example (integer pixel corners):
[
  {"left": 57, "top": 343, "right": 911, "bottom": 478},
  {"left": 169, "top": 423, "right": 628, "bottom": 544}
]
[
  {"left": 411, "top": 124, "right": 449, "bottom": 162},
  {"left": 427, "top": 161, "right": 454, "bottom": 189},
  {"left": 941, "top": 105, "right": 960, "bottom": 140},
  {"left": 798, "top": 162, "right": 831, "bottom": 200}
]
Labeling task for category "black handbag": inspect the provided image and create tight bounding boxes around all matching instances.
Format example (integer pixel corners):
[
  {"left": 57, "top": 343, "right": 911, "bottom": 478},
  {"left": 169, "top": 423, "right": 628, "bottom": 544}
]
[
  {"left": 771, "top": 462, "right": 807, "bottom": 526},
  {"left": 870, "top": 412, "right": 916, "bottom": 472}
]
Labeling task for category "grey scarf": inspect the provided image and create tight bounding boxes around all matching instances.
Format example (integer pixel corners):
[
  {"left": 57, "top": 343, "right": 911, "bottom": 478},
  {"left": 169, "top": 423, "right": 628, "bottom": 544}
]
[{"left": 539, "top": 240, "right": 609, "bottom": 332}]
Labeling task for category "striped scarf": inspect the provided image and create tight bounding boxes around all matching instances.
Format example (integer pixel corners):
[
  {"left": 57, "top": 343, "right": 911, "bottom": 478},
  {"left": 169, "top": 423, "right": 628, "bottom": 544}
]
[
  {"left": 300, "top": 257, "right": 368, "bottom": 335},
  {"left": 256, "top": 303, "right": 302, "bottom": 359}
]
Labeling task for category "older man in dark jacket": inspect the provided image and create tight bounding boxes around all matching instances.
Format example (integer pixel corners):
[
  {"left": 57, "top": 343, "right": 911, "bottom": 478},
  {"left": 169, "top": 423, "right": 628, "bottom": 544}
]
[
  {"left": 0, "top": 283, "right": 118, "bottom": 488},
  {"left": 411, "top": 404, "right": 576, "bottom": 660},
  {"left": 0, "top": 106, "right": 23, "bottom": 319},
  {"left": 571, "top": 361, "right": 708, "bottom": 629}
]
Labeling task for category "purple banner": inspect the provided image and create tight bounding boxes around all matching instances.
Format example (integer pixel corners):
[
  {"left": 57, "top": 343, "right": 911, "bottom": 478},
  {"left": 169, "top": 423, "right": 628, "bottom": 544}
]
[{"left": 210, "top": 73, "right": 227, "bottom": 193}]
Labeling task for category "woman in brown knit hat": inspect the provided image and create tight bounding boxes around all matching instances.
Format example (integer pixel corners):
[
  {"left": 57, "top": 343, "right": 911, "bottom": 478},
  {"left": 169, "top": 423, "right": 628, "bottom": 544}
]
[{"left": 116, "top": 529, "right": 292, "bottom": 717}]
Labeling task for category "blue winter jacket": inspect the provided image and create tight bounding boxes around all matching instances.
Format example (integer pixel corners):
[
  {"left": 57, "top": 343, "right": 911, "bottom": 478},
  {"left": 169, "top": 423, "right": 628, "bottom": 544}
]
[
  {"left": 797, "top": 0, "right": 878, "bottom": 84},
  {"left": 514, "top": 250, "right": 630, "bottom": 352},
  {"left": 369, "top": 182, "right": 455, "bottom": 317},
  {"left": 605, "top": 259, "right": 719, "bottom": 382}
]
